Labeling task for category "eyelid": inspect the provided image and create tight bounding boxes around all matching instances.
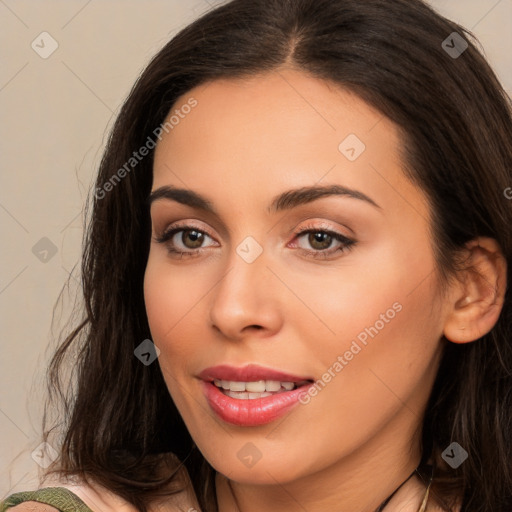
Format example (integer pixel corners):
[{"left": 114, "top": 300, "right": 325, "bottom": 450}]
[
  {"left": 155, "top": 220, "right": 217, "bottom": 239},
  {"left": 288, "top": 220, "right": 356, "bottom": 258},
  {"left": 291, "top": 220, "right": 353, "bottom": 238}
]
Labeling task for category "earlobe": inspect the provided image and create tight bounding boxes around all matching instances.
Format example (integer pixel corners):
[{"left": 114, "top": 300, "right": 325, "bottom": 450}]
[{"left": 443, "top": 237, "right": 507, "bottom": 344}]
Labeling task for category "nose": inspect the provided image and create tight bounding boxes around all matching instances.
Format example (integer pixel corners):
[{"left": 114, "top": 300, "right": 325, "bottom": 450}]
[{"left": 208, "top": 248, "right": 283, "bottom": 341}]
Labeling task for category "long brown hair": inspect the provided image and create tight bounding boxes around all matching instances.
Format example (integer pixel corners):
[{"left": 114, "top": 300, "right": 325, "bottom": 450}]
[{"left": 43, "top": 0, "right": 512, "bottom": 510}]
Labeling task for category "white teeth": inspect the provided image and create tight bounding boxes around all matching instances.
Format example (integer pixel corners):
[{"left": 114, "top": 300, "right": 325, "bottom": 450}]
[
  {"left": 229, "top": 381, "right": 246, "bottom": 392},
  {"left": 225, "top": 390, "right": 273, "bottom": 400},
  {"left": 212, "top": 379, "right": 299, "bottom": 393},
  {"left": 248, "top": 392, "right": 272, "bottom": 399},
  {"left": 245, "top": 380, "right": 266, "bottom": 392},
  {"left": 265, "top": 380, "right": 281, "bottom": 391},
  {"left": 225, "top": 391, "right": 249, "bottom": 399}
]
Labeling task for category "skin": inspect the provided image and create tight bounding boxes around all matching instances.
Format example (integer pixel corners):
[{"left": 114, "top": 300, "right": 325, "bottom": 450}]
[{"left": 143, "top": 68, "right": 506, "bottom": 512}]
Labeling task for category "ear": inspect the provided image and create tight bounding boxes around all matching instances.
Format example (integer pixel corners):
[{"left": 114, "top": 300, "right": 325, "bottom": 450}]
[{"left": 443, "top": 237, "right": 507, "bottom": 344}]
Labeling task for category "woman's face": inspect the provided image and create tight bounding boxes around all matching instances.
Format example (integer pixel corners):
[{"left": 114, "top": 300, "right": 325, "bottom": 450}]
[{"left": 144, "top": 69, "right": 449, "bottom": 485}]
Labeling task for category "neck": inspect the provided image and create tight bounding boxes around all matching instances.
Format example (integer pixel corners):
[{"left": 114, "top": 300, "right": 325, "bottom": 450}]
[{"left": 215, "top": 405, "right": 425, "bottom": 512}]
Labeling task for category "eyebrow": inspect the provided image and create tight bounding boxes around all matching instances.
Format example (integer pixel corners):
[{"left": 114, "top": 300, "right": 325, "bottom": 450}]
[{"left": 147, "top": 184, "right": 381, "bottom": 214}]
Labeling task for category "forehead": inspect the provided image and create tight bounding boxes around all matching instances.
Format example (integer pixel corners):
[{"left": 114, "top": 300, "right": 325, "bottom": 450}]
[
  {"left": 154, "top": 69, "right": 389, "bottom": 174},
  {"left": 151, "top": 69, "right": 427, "bottom": 222}
]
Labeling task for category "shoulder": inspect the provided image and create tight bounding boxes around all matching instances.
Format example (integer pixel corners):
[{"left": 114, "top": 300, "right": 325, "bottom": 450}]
[
  {"left": 2, "top": 453, "right": 201, "bottom": 512},
  {"left": 1, "top": 489, "right": 83, "bottom": 512},
  {"left": 3, "top": 480, "right": 198, "bottom": 512},
  {"left": 37, "top": 467, "right": 201, "bottom": 512},
  {"left": 1, "top": 487, "right": 90, "bottom": 512},
  {"left": 8, "top": 506, "right": 59, "bottom": 512}
]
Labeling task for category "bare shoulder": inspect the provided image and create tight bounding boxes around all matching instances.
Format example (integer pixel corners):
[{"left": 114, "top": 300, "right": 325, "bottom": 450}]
[
  {"left": 9, "top": 505, "right": 59, "bottom": 512},
  {"left": 40, "top": 465, "right": 200, "bottom": 512}
]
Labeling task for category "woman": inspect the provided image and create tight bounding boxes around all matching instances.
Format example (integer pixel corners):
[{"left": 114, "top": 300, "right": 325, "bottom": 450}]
[{"left": 2, "top": 0, "right": 511, "bottom": 511}]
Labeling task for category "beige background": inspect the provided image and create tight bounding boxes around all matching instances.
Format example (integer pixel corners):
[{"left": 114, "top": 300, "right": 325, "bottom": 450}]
[{"left": 1, "top": 0, "right": 511, "bottom": 499}]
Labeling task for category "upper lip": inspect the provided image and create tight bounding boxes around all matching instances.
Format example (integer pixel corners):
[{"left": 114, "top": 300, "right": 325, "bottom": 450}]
[{"left": 198, "top": 364, "right": 313, "bottom": 383}]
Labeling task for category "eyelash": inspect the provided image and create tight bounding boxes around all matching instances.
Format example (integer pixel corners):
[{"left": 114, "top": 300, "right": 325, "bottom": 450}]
[
  {"left": 154, "top": 222, "right": 356, "bottom": 260},
  {"left": 292, "top": 223, "right": 356, "bottom": 259}
]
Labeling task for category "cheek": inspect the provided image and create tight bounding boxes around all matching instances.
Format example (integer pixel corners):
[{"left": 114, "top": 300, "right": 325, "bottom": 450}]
[
  {"left": 290, "top": 232, "right": 437, "bottom": 344},
  {"left": 143, "top": 255, "right": 205, "bottom": 357},
  {"left": 143, "top": 257, "right": 202, "bottom": 414},
  {"left": 288, "top": 232, "right": 442, "bottom": 405},
  {"left": 278, "top": 254, "right": 441, "bottom": 467}
]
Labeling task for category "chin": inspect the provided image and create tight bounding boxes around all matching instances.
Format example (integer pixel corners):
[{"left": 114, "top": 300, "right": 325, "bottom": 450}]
[{"left": 203, "top": 447, "right": 309, "bottom": 485}]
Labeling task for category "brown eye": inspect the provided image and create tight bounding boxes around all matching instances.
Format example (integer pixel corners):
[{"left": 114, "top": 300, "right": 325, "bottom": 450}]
[
  {"left": 181, "top": 229, "right": 205, "bottom": 249},
  {"left": 155, "top": 225, "right": 217, "bottom": 256},
  {"left": 308, "top": 232, "right": 333, "bottom": 250},
  {"left": 293, "top": 227, "right": 355, "bottom": 259}
]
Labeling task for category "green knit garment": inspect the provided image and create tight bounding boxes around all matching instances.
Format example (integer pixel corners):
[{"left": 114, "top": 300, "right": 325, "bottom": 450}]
[{"left": 0, "top": 487, "right": 93, "bottom": 511}]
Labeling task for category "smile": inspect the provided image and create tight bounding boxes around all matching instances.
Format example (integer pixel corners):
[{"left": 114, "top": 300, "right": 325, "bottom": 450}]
[
  {"left": 213, "top": 379, "right": 310, "bottom": 399},
  {"left": 199, "top": 365, "right": 314, "bottom": 426}
]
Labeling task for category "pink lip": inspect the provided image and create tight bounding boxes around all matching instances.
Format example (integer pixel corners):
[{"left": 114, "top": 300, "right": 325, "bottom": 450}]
[
  {"left": 198, "top": 364, "right": 312, "bottom": 383},
  {"left": 198, "top": 364, "right": 314, "bottom": 427}
]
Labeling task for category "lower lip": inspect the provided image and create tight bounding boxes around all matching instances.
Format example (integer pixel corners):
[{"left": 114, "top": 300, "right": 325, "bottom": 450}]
[{"left": 202, "top": 381, "right": 312, "bottom": 427}]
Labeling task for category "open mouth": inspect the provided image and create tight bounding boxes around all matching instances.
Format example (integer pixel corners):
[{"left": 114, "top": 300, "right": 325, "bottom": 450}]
[
  {"left": 212, "top": 379, "right": 313, "bottom": 400},
  {"left": 200, "top": 366, "right": 316, "bottom": 425}
]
